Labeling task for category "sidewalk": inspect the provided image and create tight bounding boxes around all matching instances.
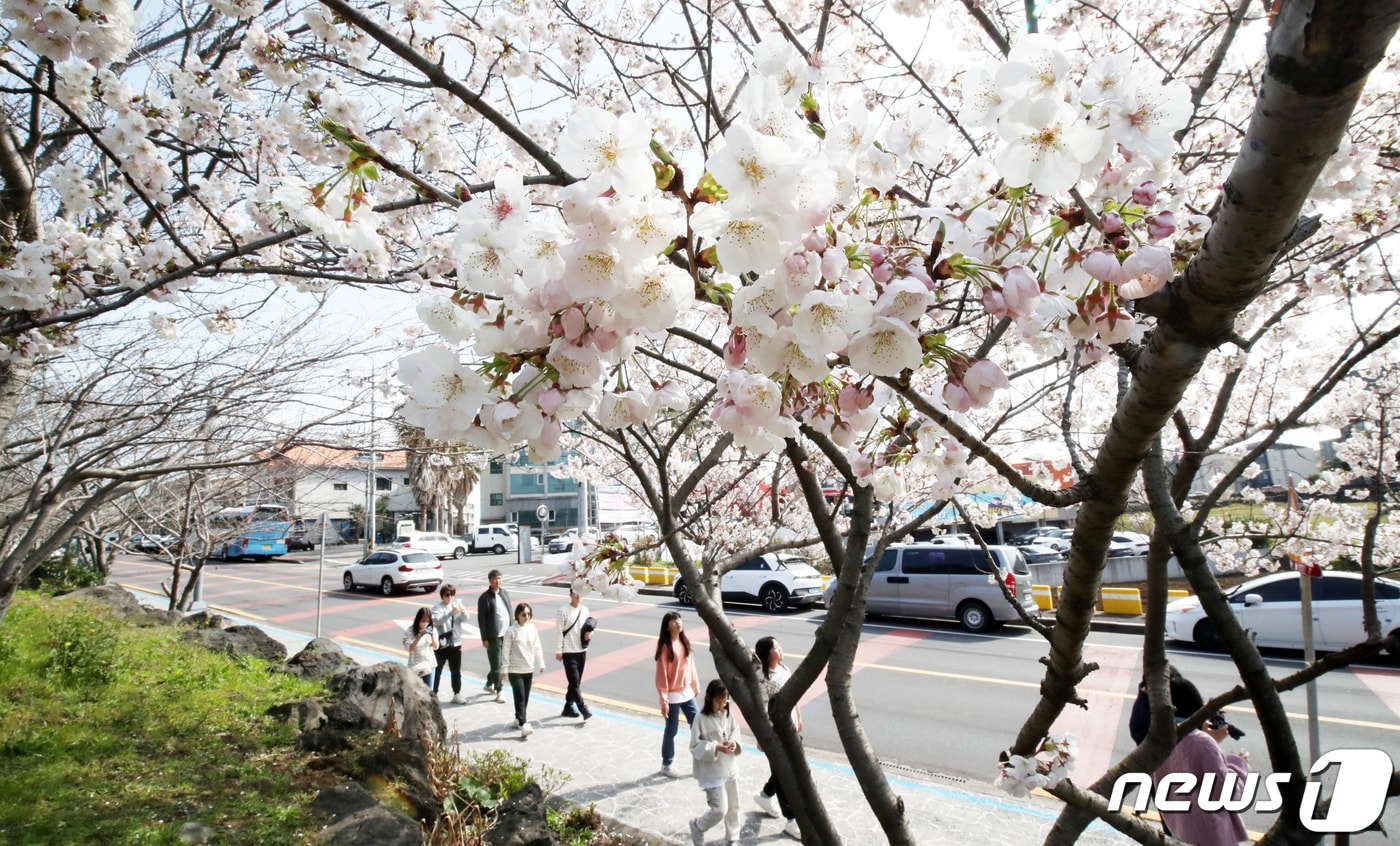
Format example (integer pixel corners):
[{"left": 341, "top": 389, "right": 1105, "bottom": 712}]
[{"left": 237, "top": 612, "right": 1134, "bottom": 846}]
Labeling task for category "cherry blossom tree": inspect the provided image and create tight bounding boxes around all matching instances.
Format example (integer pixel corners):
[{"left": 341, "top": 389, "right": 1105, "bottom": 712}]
[{"left": 6, "top": 0, "right": 1400, "bottom": 843}]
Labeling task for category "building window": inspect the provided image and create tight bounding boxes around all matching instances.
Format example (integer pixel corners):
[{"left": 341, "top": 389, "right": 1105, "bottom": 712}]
[
  {"left": 333, "top": 483, "right": 349, "bottom": 491},
  {"left": 375, "top": 477, "right": 392, "bottom": 491},
  {"left": 489, "top": 493, "right": 503, "bottom": 506},
  {"left": 403, "top": 477, "right": 411, "bottom": 485},
  {"left": 489, "top": 461, "right": 503, "bottom": 475}
]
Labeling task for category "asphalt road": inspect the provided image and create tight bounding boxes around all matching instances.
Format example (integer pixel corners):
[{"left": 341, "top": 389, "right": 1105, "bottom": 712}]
[{"left": 110, "top": 549, "right": 1400, "bottom": 842}]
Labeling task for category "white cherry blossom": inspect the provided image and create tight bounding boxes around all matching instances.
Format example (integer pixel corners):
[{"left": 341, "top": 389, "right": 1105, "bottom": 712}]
[
  {"left": 846, "top": 316, "right": 923, "bottom": 377},
  {"left": 995, "top": 98, "right": 1104, "bottom": 194}
]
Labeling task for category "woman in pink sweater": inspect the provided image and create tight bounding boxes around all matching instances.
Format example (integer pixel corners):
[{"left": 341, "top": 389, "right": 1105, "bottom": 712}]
[
  {"left": 655, "top": 611, "right": 700, "bottom": 778},
  {"left": 1153, "top": 723, "right": 1250, "bottom": 845}
]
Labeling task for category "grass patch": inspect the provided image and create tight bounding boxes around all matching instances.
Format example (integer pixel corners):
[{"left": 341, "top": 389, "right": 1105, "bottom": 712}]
[{"left": 0, "top": 592, "right": 329, "bottom": 845}]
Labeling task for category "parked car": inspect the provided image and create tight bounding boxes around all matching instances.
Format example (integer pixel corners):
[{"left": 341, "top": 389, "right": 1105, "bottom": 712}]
[
  {"left": 390, "top": 531, "right": 468, "bottom": 559},
  {"left": 287, "top": 533, "right": 316, "bottom": 552},
  {"left": 131, "top": 533, "right": 177, "bottom": 554},
  {"left": 342, "top": 549, "right": 443, "bottom": 595},
  {"left": 467, "top": 524, "right": 518, "bottom": 554},
  {"left": 1165, "top": 570, "right": 1400, "bottom": 653},
  {"left": 548, "top": 529, "right": 589, "bottom": 554},
  {"left": 827, "top": 542, "right": 1037, "bottom": 633},
  {"left": 1017, "top": 543, "right": 1065, "bottom": 564},
  {"left": 1108, "top": 532, "right": 1150, "bottom": 557},
  {"left": 673, "top": 553, "right": 825, "bottom": 612}
]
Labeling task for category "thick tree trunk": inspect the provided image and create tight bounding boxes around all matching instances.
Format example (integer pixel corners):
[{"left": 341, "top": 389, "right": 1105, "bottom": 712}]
[{"left": 1016, "top": 3, "right": 1400, "bottom": 843}]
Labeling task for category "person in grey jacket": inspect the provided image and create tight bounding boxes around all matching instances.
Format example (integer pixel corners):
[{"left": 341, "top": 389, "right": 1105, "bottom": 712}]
[
  {"left": 476, "top": 570, "right": 513, "bottom": 702},
  {"left": 688, "top": 679, "right": 742, "bottom": 846},
  {"left": 430, "top": 584, "right": 469, "bottom": 703}
]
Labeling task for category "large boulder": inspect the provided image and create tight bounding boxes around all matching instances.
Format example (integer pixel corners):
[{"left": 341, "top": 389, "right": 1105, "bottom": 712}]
[
  {"left": 484, "top": 784, "right": 556, "bottom": 846},
  {"left": 266, "top": 698, "right": 328, "bottom": 733},
  {"left": 355, "top": 737, "right": 438, "bottom": 825},
  {"left": 57, "top": 584, "right": 181, "bottom": 625},
  {"left": 182, "top": 624, "right": 287, "bottom": 663},
  {"left": 312, "top": 783, "right": 422, "bottom": 846},
  {"left": 182, "top": 611, "right": 234, "bottom": 630},
  {"left": 282, "top": 637, "right": 358, "bottom": 680},
  {"left": 324, "top": 662, "right": 446, "bottom": 748}
]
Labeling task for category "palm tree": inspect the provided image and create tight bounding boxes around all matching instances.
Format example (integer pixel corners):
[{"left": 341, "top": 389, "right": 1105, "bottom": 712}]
[{"left": 394, "top": 419, "right": 482, "bottom": 533}]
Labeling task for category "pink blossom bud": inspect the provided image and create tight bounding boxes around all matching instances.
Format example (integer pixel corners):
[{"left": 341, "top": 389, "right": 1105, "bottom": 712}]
[
  {"left": 981, "top": 288, "right": 1009, "bottom": 317},
  {"left": 724, "top": 329, "right": 747, "bottom": 368},
  {"left": 820, "top": 249, "right": 848, "bottom": 281},
  {"left": 561, "top": 306, "right": 587, "bottom": 341},
  {"left": 803, "top": 231, "right": 828, "bottom": 253},
  {"left": 1096, "top": 309, "right": 1135, "bottom": 344},
  {"left": 1001, "top": 265, "right": 1041, "bottom": 314},
  {"left": 1081, "top": 249, "right": 1121, "bottom": 283},
  {"left": 1146, "top": 211, "right": 1176, "bottom": 241},
  {"left": 784, "top": 253, "right": 810, "bottom": 275},
  {"left": 869, "top": 245, "right": 888, "bottom": 264},
  {"left": 1100, "top": 211, "right": 1125, "bottom": 236},
  {"left": 942, "top": 381, "right": 973, "bottom": 413},
  {"left": 1132, "top": 181, "right": 1158, "bottom": 205},
  {"left": 838, "top": 383, "right": 873, "bottom": 415},
  {"left": 538, "top": 387, "right": 565, "bottom": 416},
  {"left": 871, "top": 261, "right": 894, "bottom": 283}
]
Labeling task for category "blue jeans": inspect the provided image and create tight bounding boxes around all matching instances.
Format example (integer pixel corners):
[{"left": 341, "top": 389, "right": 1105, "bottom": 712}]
[{"left": 661, "top": 696, "right": 697, "bottom": 766}]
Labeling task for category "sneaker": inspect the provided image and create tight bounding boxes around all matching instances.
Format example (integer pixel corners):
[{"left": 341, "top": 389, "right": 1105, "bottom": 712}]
[
  {"left": 754, "top": 792, "right": 780, "bottom": 818},
  {"left": 451, "top": 694, "right": 467, "bottom": 704},
  {"left": 688, "top": 818, "right": 704, "bottom": 846},
  {"left": 661, "top": 763, "right": 682, "bottom": 778},
  {"left": 482, "top": 683, "right": 494, "bottom": 693},
  {"left": 561, "top": 708, "right": 580, "bottom": 718},
  {"left": 579, "top": 706, "right": 592, "bottom": 721},
  {"left": 782, "top": 819, "right": 801, "bottom": 840},
  {"left": 494, "top": 690, "right": 505, "bottom": 703},
  {"left": 520, "top": 722, "right": 534, "bottom": 738}
]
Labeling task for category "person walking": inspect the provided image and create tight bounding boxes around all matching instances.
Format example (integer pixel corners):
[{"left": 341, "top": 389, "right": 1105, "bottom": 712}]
[
  {"left": 502, "top": 602, "right": 546, "bottom": 738},
  {"left": 753, "top": 635, "right": 802, "bottom": 840},
  {"left": 555, "top": 589, "right": 592, "bottom": 720},
  {"left": 655, "top": 610, "right": 700, "bottom": 777},
  {"left": 430, "top": 584, "right": 469, "bottom": 703},
  {"left": 402, "top": 607, "right": 437, "bottom": 687},
  {"left": 477, "top": 570, "right": 513, "bottom": 703},
  {"left": 688, "top": 679, "right": 743, "bottom": 846}
]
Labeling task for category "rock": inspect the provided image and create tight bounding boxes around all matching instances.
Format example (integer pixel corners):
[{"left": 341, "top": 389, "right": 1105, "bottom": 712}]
[
  {"left": 182, "top": 624, "right": 287, "bottom": 663},
  {"left": 177, "top": 821, "right": 215, "bottom": 844},
  {"left": 282, "top": 637, "right": 358, "bottom": 680},
  {"left": 355, "top": 737, "right": 438, "bottom": 824},
  {"left": 484, "top": 784, "right": 556, "bottom": 846},
  {"left": 182, "top": 611, "right": 233, "bottom": 630},
  {"left": 324, "top": 662, "right": 446, "bottom": 748},
  {"left": 311, "top": 783, "right": 382, "bottom": 822},
  {"left": 299, "top": 727, "right": 353, "bottom": 754},
  {"left": 312, "top": 804, "right": 423, "bottom": 846},
  {"left": 57, "top": 584, "right": 148, "bottom": 616},
  {"left": 266, "top": 698, "right": 328, "bottom": 733}
]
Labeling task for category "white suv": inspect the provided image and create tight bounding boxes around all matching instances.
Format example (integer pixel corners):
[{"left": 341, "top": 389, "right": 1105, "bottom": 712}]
[
  {"left": 673, "top": 553, "right": 825, "bottom": 612},
  {"left": 390, "top": 532, "right": 468, "bottom": 559}
]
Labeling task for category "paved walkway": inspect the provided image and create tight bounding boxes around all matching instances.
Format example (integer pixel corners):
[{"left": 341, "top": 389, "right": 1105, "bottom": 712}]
[{"left": 240, "top": 612, "right": 1133, "bottom": 845}]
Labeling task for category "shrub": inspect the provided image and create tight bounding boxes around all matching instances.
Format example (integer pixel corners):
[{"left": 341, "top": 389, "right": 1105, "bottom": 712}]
[{"left": 24, "top": 546, "right": 104, "bottom": 594}]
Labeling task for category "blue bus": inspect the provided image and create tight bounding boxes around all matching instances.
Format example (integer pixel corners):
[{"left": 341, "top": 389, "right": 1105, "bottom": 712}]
[{"left": 209, "top": 504, "right": 293, "bottom": 560}]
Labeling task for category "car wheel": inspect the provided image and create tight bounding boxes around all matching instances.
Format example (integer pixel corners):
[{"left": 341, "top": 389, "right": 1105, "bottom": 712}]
[
  {"left": 674, "top": 581, "right": 693, "bottom": 606},
  {"left": 957, "top": 600, "right": 993, "bottom": 633},
  {"left": 1194, "top": 619, "right": 1225, "bottom": 652},
  {"left": 380, "top": 577, "right": 396, "bottom": 596},
  {"left": 760, "top": 584, "right": 791, "bottom": 612},
  {"left": 453, "top": 547, "right": 466, "bottom": 559},
  {"left": 342, "top": 572, "right": 356, "bottom": 592},
  {"left": 492, "top": 544, "right": 505, "bottom": 554}
]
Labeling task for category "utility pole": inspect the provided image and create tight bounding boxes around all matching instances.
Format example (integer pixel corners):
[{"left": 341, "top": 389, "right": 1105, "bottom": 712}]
[{"left": 365, "top": 366, "right": 377, "bottom": 556}]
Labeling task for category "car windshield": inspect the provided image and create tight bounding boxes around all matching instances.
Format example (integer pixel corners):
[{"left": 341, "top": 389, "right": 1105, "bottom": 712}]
[{"left": 402, "top": 552, "right": 438, "bottom": 563}]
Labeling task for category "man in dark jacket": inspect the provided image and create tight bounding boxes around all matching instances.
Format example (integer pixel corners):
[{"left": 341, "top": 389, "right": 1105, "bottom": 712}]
[{"left": 477, "top": 570, "right": 514, "bottom": 702}]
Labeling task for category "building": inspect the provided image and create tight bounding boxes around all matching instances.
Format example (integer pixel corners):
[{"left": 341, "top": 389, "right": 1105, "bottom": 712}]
[
  {"left": 475, "top": 450, "right": 585, "bottom": 535},
  {"left": 265, "top": 444, "right": 419, "bottom": 542}
]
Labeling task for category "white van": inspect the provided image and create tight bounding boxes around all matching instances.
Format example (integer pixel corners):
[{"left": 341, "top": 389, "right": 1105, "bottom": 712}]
[{"left": 468, "top": 524, "right": 518, "bottom": 554}]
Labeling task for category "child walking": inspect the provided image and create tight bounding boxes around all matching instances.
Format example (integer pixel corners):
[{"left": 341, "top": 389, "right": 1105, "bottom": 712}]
[
  {"left": 502, "top": 602, "right": 546, "bottom": 738},
  {"left": 402, "top": 607, "right": 437, "bottom": 686},
  {"left": 688, "top": 679, "right": 742, "bottom": 846}
]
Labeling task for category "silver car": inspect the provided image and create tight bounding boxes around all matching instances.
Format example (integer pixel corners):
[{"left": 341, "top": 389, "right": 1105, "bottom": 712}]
[{"left": 827, "top": 542, "right": 1037, "bottom": 632}]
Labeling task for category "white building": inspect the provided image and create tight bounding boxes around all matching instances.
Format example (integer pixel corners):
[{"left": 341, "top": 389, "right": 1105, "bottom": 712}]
[{"left": 266, "top": 444, "right": 419, "bottom": 541}]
